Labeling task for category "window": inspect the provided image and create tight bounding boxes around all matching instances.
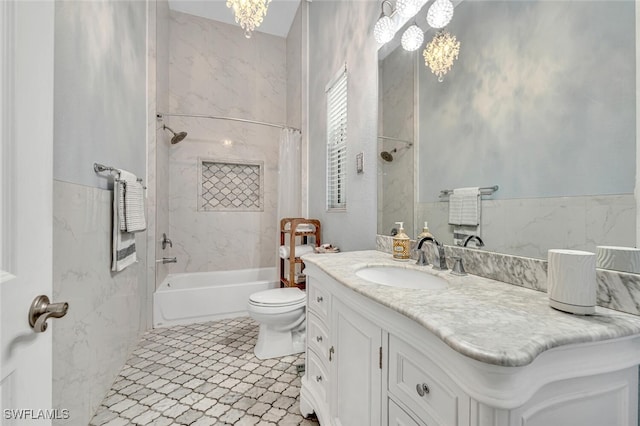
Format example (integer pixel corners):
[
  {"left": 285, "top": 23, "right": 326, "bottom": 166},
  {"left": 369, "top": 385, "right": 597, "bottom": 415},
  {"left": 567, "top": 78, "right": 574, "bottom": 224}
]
[{"left": 326, "top": 68, "right": 347, "bottom": 210}]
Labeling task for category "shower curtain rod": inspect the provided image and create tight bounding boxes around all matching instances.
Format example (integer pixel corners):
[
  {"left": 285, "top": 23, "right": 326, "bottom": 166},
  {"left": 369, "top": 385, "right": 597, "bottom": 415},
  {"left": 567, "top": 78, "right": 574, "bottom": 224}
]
[{"left": 157, "top": 113, "right": 301, "bottom": 133}]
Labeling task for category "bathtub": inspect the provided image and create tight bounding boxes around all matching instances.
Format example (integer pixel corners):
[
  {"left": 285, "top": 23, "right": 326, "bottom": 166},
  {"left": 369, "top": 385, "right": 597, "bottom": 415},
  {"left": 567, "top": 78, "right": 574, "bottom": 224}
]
[{"left": 153, "top": 267, "right": 278, "bottom": 328}]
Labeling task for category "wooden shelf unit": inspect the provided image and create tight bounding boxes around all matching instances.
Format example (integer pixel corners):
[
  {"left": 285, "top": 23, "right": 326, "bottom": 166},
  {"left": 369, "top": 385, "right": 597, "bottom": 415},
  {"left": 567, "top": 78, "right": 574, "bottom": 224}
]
[{"left": 280, "top": 218, "right": 321, "bottom": 289}]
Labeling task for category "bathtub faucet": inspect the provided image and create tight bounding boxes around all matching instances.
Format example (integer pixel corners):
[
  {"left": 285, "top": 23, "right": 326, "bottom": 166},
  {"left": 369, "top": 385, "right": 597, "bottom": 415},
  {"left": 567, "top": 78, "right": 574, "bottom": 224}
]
[
  {"left": 157, "top": 257, "right": 177, "bottom": 264},
  {"left": 162, "top": 233, "right": 173, "bottom": 250}
]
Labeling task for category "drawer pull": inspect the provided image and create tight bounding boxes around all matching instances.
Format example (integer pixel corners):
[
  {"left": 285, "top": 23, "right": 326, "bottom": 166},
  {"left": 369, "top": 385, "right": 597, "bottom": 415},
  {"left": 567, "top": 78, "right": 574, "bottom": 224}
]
[
  {"left": 315, "top": 375, "right": 323, "bottom": 382},
  {"left": 329, "top": 346, "right": 335, "bottom": 362},
  {"left": 316, "top": 296, "right": 323, "bottom": 303},
  {"left": 416, "top": 383, "right": 430, "bottom": 397},
  {"left": 316, "top": 336, "right": 323, "bottom": 342}
]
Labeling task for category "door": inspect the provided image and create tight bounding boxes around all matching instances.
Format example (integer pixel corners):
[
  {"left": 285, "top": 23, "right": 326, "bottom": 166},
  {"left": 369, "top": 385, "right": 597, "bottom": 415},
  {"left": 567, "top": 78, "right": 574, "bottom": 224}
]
[
  {"left": 1, "top": 1, "right": 55, "bottom": 424},
  {"left": 331, "top": 299, "right": 383, "bottom": 426}
]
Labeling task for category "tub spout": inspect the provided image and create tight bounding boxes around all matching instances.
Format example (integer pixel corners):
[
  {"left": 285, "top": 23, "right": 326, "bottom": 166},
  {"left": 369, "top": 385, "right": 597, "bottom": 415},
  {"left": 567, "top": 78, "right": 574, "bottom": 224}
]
[{"left": 157, "top": 257, "right": 177, "bottom": 264}]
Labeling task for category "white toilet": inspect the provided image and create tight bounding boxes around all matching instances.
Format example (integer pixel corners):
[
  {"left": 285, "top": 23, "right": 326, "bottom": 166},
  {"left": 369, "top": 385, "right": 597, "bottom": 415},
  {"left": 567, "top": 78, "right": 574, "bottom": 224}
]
[{"left": 247, "top": 287, "right": 306, "bottom": 360}]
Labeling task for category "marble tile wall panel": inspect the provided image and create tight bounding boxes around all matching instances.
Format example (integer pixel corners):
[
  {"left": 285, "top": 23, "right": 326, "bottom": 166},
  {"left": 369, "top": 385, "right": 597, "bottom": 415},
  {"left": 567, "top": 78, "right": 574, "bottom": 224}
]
[
  {"left": 53, "top": 180, "right": 148, "bottom": 425},
  {"left": 376, "top": 235, "right": 640, "bottom": 316},
  {"left": 378, "top": 45, "right": 415, "bottom": 237},
  {"left": 417, "top": 194, "right": 636, "bottom": 259},
  {"left": 167, "top": 12, "right": 286, "bottom": 273},
  {"left": 154, "top": 0, "right": 172, "bottom": 289}
]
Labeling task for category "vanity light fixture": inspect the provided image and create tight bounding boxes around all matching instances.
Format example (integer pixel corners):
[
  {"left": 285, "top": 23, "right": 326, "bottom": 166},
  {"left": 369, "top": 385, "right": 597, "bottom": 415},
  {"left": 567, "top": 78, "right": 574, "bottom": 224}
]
[
  {"left": 423, "top": 30, "right": 460, "bottom": 82},
  {"left": 396, "top": 0, "right": 421, "bottom": 18},
  {"left": 401, "top": 24, "right": 424, "bottom": 52},
  {"left": 426, "top": 0, "right": 454, "bottom": 29},
  {"left": 226, "top": 0, "right": 271, "bottom": 39},
  {"left": 374, "top": 0, "right": 396, "bottom": 44}
]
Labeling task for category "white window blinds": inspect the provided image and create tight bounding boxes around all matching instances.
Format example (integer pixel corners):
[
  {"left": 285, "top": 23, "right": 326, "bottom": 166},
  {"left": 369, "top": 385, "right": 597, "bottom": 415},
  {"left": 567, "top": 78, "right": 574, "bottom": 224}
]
[{"left": 326, "top": 69, "right": 347, "bottom": 210}]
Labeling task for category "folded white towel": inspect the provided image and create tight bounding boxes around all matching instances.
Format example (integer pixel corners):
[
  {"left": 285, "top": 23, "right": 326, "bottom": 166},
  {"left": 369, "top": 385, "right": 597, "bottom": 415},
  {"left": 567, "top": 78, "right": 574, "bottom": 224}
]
[
  {"left": 117, "top": 170, "right": 136, "bottom": 231},
  {"left": 279, "top": 244, "right": 315, "bottom": 259},
  {"left": 112, "top": 181, "right": 137, "bottom": 272},
  {"left": 124, "top": 180, "right": 146, "bottom": 232},
  {"left": 448, "top": 187, "right": 480, "bottom": 226}
]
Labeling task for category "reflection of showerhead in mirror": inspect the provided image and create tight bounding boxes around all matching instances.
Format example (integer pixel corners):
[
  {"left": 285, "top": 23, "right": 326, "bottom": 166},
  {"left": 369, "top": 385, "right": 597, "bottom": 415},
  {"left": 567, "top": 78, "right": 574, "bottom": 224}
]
[
  {"left": 163, "top": 125, "right": 188, "bottom": 144},
  {"left": 380, "top": 143, "right": 413, "bottom": 162}
]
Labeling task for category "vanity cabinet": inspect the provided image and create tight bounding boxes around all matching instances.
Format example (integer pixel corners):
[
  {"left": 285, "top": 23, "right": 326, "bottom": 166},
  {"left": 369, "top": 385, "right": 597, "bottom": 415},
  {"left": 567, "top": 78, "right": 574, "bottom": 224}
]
[{"left": 300, "top": 262, "right": 639, "bottom": 426}]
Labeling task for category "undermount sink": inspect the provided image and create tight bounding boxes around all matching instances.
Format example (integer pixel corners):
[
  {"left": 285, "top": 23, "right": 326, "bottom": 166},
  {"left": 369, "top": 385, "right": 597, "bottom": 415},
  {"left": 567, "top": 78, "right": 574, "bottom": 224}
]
[{"left": 355, "top": 266, "right": 448, "bottom": 290}]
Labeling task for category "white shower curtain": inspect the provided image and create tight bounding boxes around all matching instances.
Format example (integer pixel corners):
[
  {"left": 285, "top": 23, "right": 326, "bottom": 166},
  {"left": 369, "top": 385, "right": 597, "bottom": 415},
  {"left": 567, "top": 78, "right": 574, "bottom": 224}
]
[
  {"left": 277, "top": 128, "right": 302, "bottom": 221},
  {"left": 276, "top": 128, "right": 302, "bottom": 275}
]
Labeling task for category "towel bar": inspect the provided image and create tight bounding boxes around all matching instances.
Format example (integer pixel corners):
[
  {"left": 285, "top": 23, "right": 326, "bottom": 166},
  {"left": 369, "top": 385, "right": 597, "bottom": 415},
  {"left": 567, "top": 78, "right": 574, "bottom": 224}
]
[
  {"left": 94, "top": 162, "right": 146, "bottom": 189},
  {"left": 439, "top": 185, "right": 498, "bottom": 197}
]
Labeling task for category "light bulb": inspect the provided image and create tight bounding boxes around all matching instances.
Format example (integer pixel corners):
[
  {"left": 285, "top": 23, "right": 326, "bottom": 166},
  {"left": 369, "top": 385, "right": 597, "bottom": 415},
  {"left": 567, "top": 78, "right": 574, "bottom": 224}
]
[
  {"left": 401, "top": 25, "right": 424, "bottom": 52},
  {"left": 374, "top": 15, "right": 395, "bottom": 44},
  {"left": 396, "top": 0, "right": 420, "bottom": 18},
  {"left": 427, "top": 0, "right": 454, "bottom": 29}
]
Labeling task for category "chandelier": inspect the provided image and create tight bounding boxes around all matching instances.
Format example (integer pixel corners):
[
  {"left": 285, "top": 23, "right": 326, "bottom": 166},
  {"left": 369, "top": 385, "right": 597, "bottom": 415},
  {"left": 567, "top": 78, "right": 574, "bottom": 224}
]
[
  {"left": 423, "top": 31, "right": 460, "bottom": 82},
  {"left": 226, "top": 0, "right": 272, "bottom": 39}
]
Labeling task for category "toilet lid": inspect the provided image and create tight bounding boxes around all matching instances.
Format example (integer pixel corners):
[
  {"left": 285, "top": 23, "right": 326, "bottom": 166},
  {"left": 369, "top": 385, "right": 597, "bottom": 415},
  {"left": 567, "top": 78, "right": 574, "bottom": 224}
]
[{"left": 249, "top": 288, "right": 305, "bottom": 307}]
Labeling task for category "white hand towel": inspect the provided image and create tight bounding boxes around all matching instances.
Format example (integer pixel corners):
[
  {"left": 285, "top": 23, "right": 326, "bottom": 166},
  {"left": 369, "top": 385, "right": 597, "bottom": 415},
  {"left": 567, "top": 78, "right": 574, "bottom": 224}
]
[
  {"left": 124, "top": 180, "right": 146, "bottom": 232},
  {"left": 448, "top": 187, "right": 480, "bottom": 226},
  {"left": 112, "top": 181, "right": 137, "bottom": 272},
  {"left": 279, "top": 245, "right": 315, "bottom": 259}
]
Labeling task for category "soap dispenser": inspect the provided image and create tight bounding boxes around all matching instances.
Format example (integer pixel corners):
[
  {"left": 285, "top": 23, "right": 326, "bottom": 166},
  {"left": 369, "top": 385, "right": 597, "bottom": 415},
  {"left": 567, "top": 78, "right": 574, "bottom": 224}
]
[
  {"left": 417, "top": 222, "right": 433, "bottom": 239},
  {"left": 393, "top": 222, "right": 410, "bottom": 261}
]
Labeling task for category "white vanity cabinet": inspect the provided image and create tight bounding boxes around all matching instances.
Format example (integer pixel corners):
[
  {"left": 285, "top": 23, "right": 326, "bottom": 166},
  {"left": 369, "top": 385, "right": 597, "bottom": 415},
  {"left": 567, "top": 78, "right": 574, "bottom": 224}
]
[{"left": 300, "top": 262, "right": 640, "bottom": 426}]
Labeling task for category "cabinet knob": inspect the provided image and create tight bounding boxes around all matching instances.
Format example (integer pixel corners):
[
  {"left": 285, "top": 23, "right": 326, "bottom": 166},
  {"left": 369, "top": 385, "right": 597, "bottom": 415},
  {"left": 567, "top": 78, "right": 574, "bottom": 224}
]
[
  {"left": 316, "top": 296, "right": 323, "bottom": 303},
  {"left": 315, "top": 375, "right": 322, "bottom": 382},
  {"left": 416, "top": 383, "right": 430, "bottom": 397},
  {"left": 316, "top": 336, "right": 323, "bottom": 342}
]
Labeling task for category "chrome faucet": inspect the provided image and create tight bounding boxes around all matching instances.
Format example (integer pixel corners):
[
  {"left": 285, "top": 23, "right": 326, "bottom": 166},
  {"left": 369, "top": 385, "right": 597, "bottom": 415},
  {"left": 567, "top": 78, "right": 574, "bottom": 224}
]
[
  {"left": 416, "top": 236, "right": 447, "bottom": 270},
  {"left": 463, "top": 235, "right": 485, "bottom": 248}
]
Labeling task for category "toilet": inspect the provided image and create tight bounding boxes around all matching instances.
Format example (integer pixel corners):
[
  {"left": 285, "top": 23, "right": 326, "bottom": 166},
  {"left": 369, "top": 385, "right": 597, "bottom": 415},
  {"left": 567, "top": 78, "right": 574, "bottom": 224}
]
[{"left": 247, "top": 287, "right": 306, "bottom": 360}]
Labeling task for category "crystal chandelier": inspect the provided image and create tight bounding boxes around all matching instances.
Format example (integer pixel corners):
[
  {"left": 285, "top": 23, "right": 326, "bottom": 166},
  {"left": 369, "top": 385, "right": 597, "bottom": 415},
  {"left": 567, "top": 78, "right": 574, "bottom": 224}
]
[
  {"left": 226, "top": 0, "right": 272, "bottom": 39},
  {"left": 427, "top": 0, "right": 454, "bottom": 29},
  {"left": 423, "top": 31, "right": 460, "bottom": 82},
  {"left": 401, "top": 25, "right": 424, "bottom": 52}
]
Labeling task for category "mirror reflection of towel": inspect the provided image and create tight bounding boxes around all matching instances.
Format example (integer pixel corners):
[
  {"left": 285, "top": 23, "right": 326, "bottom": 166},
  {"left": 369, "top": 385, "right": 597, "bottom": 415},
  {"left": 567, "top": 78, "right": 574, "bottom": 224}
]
[{"left": 448, "top": 187, "right": 480, "bottom": 226}]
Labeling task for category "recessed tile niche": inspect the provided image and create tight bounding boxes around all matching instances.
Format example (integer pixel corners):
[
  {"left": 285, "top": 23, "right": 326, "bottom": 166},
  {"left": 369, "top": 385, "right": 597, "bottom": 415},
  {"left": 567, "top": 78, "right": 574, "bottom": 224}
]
[{"left": 198, "top": 159, "right": 264, "bottom": 212}]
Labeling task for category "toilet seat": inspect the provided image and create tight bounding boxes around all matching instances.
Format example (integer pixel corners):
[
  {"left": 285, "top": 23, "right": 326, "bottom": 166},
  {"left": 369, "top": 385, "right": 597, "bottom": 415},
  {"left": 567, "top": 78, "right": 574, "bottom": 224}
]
[{"left": 249, "top": 287, "right": 305, "bottom": 307}]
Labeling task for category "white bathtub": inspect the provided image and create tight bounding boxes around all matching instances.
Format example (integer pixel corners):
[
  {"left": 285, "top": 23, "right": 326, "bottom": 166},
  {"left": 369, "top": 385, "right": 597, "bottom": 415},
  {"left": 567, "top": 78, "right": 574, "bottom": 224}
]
[{"left": 153, "top": 267, "right": 278, "bottom": 328}]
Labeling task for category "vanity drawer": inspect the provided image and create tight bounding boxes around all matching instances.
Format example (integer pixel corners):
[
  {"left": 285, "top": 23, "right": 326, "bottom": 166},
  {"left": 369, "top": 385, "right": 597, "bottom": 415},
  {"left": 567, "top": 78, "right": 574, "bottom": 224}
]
[
  {"left": 388, "top": 335, "right": 465, "bottom": 426},
  {"left": 389, "top": 398, "right": 424, "bottom": 426},
  {"left": 307, "top": 312, "right": 330, "bottom": 362},
  {"left": 307, "top": 280, "right": 330, "bottom": 320},
  {"left": 306, "top": 350, "right": 329, "bottom": 403}
]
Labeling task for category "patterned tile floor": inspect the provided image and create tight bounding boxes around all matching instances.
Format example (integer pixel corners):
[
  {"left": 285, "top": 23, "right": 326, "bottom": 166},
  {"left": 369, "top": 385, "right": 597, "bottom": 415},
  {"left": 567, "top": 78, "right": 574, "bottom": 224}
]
[{"left": 89, "top": 317, "right": 319, "bottom": 426}]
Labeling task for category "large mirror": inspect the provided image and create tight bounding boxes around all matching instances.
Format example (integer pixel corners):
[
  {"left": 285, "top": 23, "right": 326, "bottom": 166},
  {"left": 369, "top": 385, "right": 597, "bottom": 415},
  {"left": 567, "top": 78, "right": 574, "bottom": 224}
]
[{"left": 378, "top": 0, "right": 637, "bottom": 261}]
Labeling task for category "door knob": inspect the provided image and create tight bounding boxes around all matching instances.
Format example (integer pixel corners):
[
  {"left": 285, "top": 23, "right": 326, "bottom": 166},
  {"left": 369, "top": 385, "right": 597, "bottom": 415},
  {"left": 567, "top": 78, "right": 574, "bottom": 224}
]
[{"left": 28, "top": 295, "right": 69, "bottom": 333}]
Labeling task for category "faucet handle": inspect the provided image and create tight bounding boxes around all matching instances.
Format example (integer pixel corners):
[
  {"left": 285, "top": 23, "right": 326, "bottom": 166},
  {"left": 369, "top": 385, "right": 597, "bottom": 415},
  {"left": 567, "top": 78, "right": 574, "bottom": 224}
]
[{"left": 450, "top": 256, "right": 467, "bottom": 276}]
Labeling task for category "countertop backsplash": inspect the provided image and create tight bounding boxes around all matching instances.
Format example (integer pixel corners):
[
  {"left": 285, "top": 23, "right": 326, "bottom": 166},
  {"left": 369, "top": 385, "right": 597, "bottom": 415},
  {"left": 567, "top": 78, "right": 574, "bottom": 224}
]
[{"left": 376, "top": 234, "right": 640, "bottom": 316}]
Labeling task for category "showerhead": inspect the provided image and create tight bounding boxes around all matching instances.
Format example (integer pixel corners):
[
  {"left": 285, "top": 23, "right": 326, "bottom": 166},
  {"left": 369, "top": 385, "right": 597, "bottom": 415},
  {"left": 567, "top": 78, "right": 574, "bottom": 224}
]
[
  {"left": 380, "top": 149, "right": 397, "bottom": 162},
  {"left": 163, "top": 125, "right": 188, "bottom": 144},
  {"left": 380, "top": 142, "right": 413, "bottom": 163}
]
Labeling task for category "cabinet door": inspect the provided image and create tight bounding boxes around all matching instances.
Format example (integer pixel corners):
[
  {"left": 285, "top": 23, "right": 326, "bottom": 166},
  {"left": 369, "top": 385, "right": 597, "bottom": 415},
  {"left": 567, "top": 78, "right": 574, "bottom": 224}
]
[{"left": 331, "top": 299, "right": 383, "bottom": 426}]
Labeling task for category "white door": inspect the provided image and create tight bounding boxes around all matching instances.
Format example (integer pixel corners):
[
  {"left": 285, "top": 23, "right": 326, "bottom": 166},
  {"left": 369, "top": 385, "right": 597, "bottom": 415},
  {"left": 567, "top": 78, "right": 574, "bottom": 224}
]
[{"left": 1, "top": 1, "right": 56, "bottom": 424}]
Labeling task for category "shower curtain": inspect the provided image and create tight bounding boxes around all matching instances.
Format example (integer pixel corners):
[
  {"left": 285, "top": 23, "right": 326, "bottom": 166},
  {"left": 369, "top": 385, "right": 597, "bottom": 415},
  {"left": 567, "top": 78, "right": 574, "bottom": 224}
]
[
  {"left": 277, "top": 128, "right": 302, "bottom": 221},
  {"left": 277, "top": 129, "right": 302, "bottom": 274}
]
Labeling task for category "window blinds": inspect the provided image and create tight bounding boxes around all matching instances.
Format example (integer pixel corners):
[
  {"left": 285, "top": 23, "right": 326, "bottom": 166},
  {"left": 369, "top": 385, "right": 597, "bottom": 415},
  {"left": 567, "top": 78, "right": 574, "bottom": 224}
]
[{"left": 326, "top": 70, "right": 347, "bottom": 210}]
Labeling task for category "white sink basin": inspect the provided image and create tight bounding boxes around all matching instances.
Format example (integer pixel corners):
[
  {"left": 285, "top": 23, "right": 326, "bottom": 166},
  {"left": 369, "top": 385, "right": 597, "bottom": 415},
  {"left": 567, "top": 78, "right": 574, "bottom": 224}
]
[{"left": 355, "top": 266, "right": 448, "bottom": 290}]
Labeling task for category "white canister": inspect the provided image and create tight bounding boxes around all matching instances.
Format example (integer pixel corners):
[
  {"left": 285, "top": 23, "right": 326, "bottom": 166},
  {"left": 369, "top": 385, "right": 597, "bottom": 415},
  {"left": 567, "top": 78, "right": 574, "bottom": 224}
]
[{"left": 547, "top": 249, "right": 596, "bottom": 315}]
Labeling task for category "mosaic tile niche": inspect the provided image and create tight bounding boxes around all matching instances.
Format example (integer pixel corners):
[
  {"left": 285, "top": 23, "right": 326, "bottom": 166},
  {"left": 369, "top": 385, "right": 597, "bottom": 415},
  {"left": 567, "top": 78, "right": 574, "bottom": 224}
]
[{"left": 199, "top": 160, "right": 264, "bottom": 212}]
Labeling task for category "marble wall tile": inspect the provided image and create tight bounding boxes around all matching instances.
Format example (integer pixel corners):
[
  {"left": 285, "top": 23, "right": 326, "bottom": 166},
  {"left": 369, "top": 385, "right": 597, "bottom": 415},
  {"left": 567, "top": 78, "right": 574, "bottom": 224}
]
[
  {"left": 417, "top": 194, "right": 636, "bottom": 259},
  {"left": 53, "top": 180, "right": 147, "bottom": 425},
  {"left": 166, "top": 12, "right": 286, "bottom": 273}
]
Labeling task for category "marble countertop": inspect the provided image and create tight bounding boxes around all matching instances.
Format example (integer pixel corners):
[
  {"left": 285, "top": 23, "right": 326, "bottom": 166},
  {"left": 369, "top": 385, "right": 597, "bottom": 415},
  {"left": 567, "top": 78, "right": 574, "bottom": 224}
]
[{"left": 302, "top": 250, "right": 640, "bottom": 367}]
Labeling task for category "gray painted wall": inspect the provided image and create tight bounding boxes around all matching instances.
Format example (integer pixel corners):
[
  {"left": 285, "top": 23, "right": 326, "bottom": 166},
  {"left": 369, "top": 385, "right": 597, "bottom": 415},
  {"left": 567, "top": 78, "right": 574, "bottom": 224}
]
[
  {"left": 307, "top": 0, "right": 380, "bottom": 251},
  {"left": 54, "top": 0, "right": 146, "bottom": 188},
  {"left": 418, "top": 0, "right": 636, "bottom": 202}
]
